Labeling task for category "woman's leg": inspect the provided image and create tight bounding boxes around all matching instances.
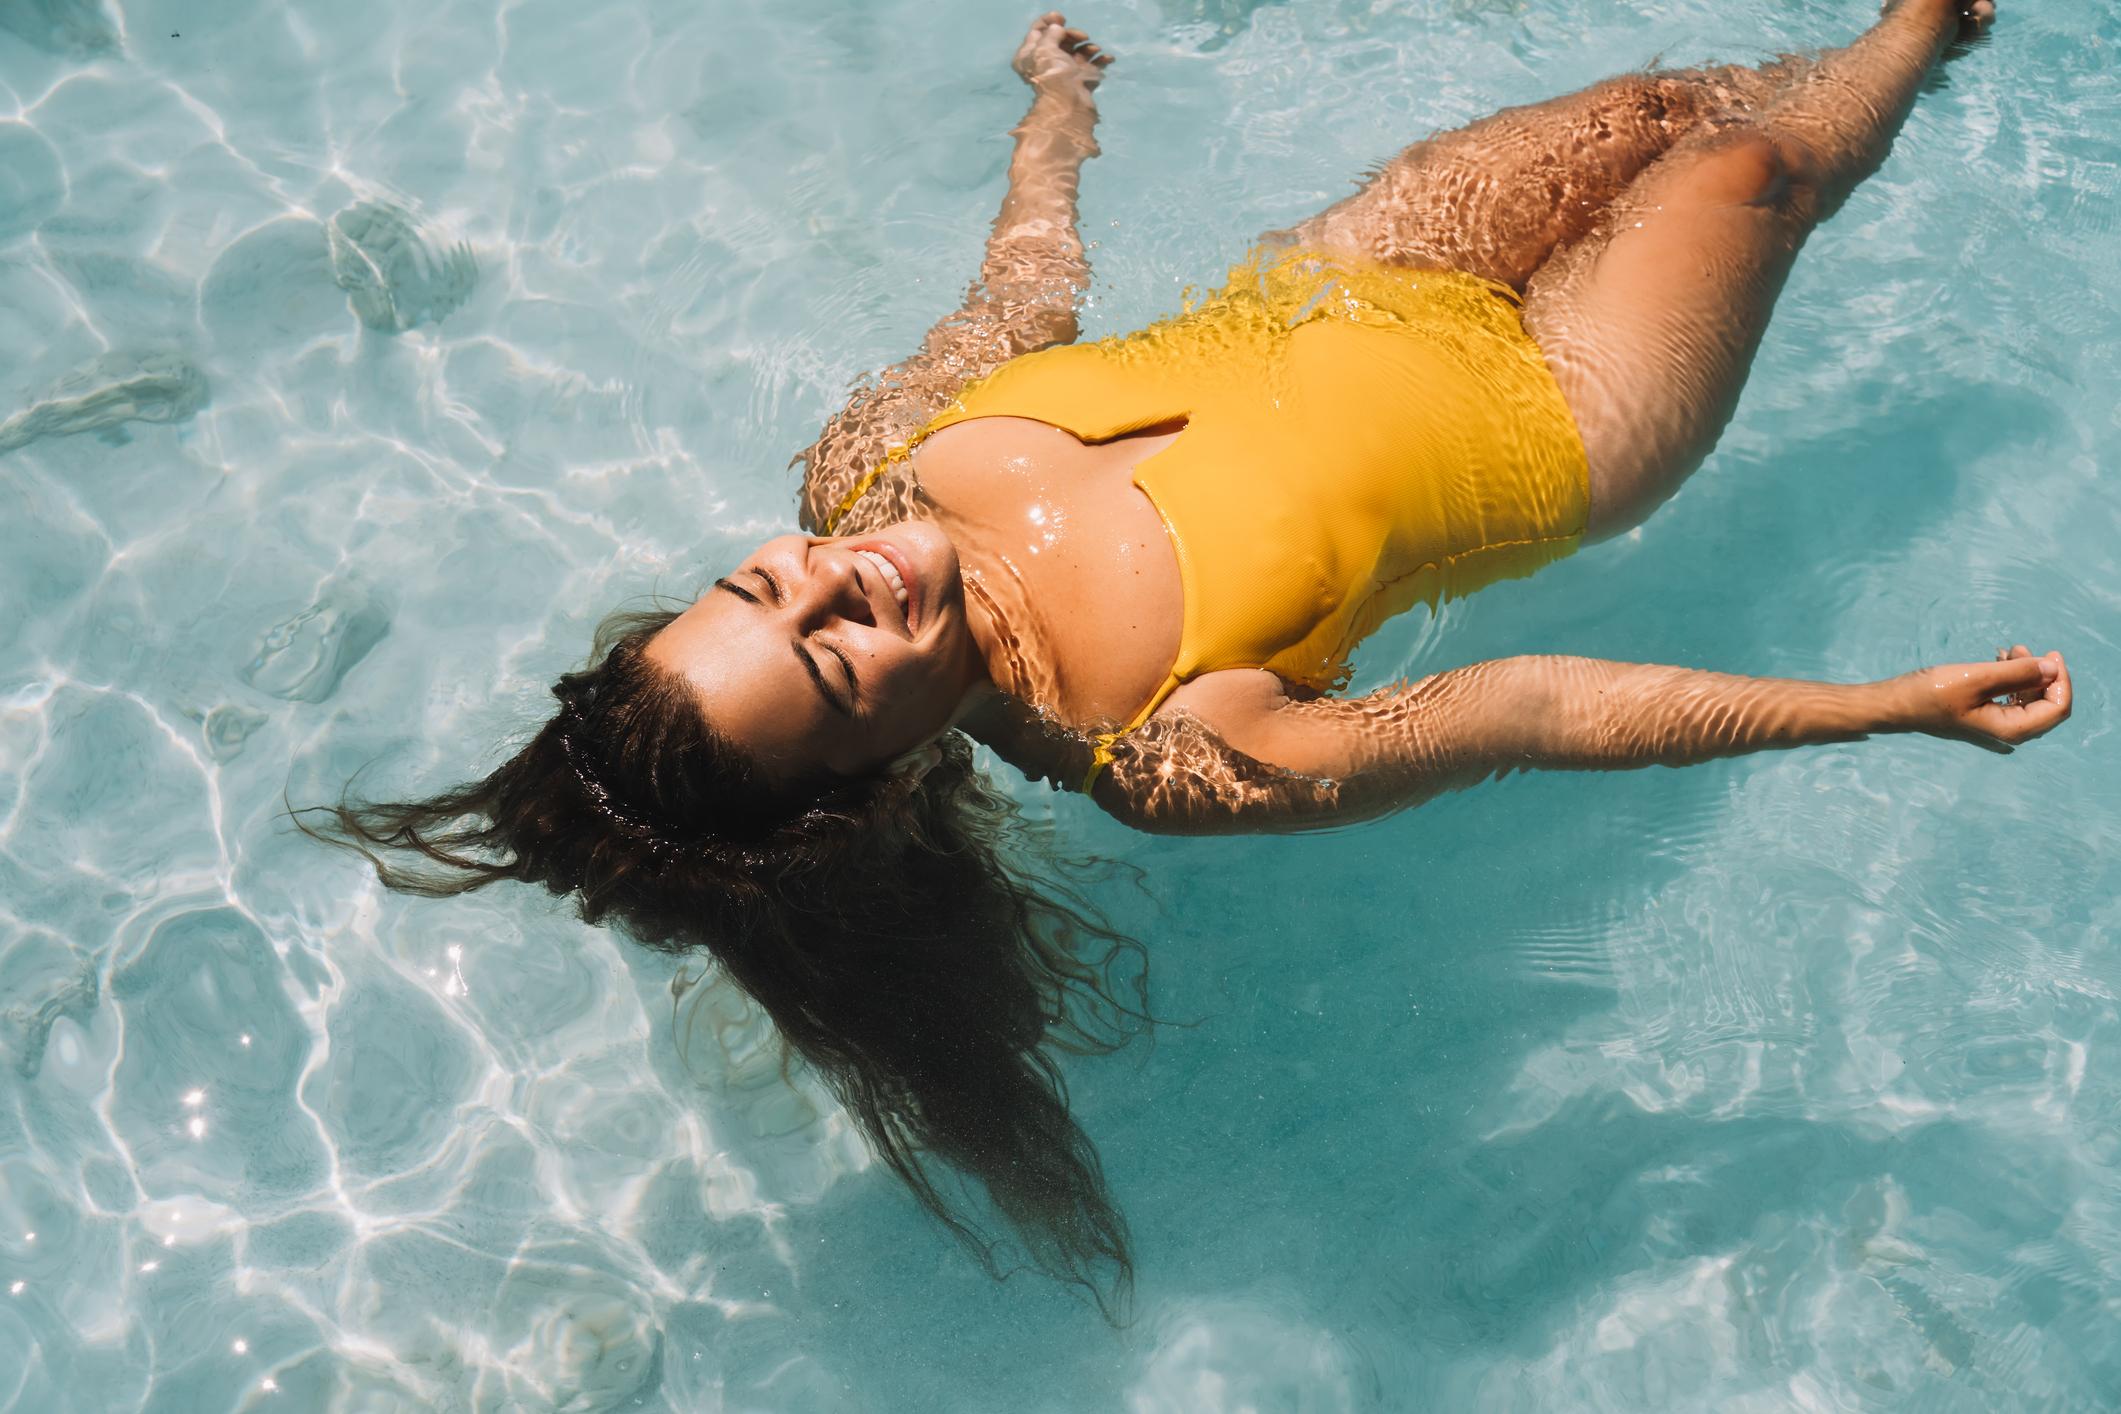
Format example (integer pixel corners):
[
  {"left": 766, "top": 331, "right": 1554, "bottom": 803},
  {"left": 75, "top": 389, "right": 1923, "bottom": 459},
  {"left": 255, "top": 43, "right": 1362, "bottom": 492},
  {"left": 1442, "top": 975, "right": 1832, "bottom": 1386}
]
[
  {"left": 1283, "top": 56, "right": 1815, "bottom": 291},
  {"left": 1523, "top": 0, "right": 1993, "bottom": 540}
]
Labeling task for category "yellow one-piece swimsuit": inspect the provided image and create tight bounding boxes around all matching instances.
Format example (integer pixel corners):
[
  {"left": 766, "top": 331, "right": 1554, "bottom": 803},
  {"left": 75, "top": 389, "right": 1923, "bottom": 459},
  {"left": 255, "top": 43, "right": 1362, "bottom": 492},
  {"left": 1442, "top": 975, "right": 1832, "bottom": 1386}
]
[{"left": 826, "top": 247, "right": 1592, "bottom": 790}]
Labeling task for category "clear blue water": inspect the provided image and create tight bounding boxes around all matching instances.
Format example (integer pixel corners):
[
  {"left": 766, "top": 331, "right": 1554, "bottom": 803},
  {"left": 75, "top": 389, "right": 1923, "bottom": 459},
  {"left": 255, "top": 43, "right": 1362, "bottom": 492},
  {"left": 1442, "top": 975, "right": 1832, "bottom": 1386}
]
[{"left": 3, "top": 0, "right": 2118, "bottom": 1408}]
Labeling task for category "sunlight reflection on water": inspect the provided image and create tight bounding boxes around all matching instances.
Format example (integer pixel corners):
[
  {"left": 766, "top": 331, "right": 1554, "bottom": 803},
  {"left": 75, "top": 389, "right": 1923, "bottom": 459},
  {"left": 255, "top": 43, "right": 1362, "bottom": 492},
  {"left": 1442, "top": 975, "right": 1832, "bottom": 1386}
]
[{"left": 1, "top": 0, "right": 2117, "bottom": 1408}]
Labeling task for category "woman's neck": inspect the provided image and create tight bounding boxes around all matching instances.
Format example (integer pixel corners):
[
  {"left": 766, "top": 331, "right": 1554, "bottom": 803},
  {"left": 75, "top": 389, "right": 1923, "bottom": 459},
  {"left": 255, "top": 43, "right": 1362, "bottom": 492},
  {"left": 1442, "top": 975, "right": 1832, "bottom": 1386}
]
[
  {"left": 948, "top": 539, "right": 1082, "bottom": 778},
  {"left": 962, "top": 555, "right": 1026, "bottom": 681},
  {"left": 913, "top": 485, "right": 1086, "bottom": 776}
]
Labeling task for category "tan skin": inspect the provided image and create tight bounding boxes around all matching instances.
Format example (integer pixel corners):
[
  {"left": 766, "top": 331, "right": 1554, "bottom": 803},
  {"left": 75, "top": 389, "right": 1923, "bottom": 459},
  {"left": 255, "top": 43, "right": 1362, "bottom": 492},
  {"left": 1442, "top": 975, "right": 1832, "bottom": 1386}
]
[{"left": 649, "top": 3, "right": 2071, "bottom": 833}]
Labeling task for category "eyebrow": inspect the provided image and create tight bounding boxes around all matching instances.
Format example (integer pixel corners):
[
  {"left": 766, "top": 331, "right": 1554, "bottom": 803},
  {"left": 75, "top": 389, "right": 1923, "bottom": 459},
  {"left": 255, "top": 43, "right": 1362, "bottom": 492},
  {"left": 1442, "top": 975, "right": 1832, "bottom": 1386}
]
[
  {"left": 713, "top": 578, "right": 758, "bottom": 606},
  {"left": 715, "top": 579, "right": 850, "bottom": 716}
]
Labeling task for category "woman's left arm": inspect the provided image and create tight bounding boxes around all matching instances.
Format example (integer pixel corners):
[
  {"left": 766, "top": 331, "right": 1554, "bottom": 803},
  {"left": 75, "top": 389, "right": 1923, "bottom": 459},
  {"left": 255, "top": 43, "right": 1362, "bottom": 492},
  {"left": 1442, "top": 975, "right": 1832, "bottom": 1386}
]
[
  {"left": 798, "top": 13, "right": 1112, "bottom": 537},
  {"left": 1092, "top": 647, "right": 2075, "bottom": 834}
]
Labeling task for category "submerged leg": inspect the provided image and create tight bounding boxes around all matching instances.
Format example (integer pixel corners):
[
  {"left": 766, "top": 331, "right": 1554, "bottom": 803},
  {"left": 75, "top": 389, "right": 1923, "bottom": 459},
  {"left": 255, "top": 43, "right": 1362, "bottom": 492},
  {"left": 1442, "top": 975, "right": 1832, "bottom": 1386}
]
[
  {"left": 1283, "top": 56, "right": 1816, "bottom": 291},
  {"left": 1522, "top": 0, "right": 1992, "bottom": 540}
]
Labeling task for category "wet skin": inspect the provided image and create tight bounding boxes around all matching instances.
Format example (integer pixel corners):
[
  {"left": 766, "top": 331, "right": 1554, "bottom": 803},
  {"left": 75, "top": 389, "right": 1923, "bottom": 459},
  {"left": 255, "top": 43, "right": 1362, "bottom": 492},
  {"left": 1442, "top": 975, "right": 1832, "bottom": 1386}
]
[
  {"left": 645, "top": 416, "right": 1186, "bottom": 780},
  {"left": 647, "top": 1, "right": 2069, "bottom": 830}
]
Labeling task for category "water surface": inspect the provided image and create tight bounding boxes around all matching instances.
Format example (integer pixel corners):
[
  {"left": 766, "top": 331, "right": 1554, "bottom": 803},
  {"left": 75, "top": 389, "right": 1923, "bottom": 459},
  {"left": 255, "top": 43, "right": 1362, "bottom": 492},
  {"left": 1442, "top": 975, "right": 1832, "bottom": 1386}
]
[{"left": 2, "top": 0, "right": 2118, "bottom": 1408}]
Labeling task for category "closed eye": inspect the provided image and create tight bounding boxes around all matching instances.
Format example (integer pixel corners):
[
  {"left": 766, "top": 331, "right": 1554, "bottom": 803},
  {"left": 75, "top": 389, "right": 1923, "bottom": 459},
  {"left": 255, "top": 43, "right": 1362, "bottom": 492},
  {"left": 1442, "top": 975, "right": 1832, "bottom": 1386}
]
[
  {"left": 709, "top": 567, "right": 786, "bottom": 609},
  {"left": 715, "top": 565, "right": 854, "bottom": 715},
  {"left": 823, "top": 641, "right": 860, "bottom": 707},
  {"left": 791, "top": 642, "right": 854, "bottom": 716}
]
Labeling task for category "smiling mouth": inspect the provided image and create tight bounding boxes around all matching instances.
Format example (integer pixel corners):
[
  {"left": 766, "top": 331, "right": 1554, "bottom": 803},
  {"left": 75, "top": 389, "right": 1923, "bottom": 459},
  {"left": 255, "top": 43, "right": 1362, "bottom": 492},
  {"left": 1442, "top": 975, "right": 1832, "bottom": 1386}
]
[{"left": 854, "top": 546, "right": 914, "bottom": 631}]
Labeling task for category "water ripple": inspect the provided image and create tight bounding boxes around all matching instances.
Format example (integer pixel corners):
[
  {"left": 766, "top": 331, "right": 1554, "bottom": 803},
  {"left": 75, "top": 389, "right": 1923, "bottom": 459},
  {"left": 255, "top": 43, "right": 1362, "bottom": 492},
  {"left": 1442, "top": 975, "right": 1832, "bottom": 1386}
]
[{"left": 2, "top": 1, "right": 2118, "bottom": 1409}]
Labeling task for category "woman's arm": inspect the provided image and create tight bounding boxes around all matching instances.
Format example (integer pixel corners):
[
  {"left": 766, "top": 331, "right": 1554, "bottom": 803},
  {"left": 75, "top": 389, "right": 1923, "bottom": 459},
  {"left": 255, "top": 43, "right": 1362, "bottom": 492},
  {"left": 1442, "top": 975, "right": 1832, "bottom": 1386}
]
[
  {"left": 798, "top": 13, "right": 1112, "bottom": 537},
  {"left": 1092, "top": 647, "right": 2074, "bottom": 835}
]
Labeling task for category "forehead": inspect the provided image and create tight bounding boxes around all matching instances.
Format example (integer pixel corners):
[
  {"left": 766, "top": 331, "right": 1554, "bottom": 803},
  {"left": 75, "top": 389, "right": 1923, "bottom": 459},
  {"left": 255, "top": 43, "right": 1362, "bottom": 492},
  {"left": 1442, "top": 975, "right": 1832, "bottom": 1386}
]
[{"left": 646, "top": 589, "right": 833, "bottom": 770}]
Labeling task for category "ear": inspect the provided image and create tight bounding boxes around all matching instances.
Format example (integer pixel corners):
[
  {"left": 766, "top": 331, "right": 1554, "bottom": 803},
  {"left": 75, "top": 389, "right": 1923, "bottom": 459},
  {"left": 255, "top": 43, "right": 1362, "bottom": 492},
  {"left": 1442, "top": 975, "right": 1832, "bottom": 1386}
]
[{"left": 885, "top": 740, "right": 944, "bottom": 784}]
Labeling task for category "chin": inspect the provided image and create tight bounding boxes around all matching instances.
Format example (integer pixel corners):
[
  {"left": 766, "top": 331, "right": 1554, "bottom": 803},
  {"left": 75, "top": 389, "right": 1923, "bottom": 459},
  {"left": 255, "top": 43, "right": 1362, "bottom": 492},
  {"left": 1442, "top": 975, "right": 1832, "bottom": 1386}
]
[
  {"left": 896, "top": 519, "right": 959, "bottom": 585},
  {"left": 877, "top": 519, "right": 963, "bottom": 630}
]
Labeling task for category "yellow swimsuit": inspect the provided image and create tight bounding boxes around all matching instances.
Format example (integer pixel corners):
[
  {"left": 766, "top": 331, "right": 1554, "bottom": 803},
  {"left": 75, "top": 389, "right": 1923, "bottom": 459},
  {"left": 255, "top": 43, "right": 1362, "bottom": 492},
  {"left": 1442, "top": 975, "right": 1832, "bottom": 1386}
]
[{"left": 827, "top": 247, "right": 1591, "bottom": 789}]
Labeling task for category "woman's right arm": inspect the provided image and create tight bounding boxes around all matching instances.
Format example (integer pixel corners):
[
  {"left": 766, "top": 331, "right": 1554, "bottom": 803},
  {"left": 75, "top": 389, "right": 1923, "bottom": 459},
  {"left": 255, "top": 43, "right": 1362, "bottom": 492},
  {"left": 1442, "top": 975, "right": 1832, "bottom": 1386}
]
[
  {"left": 1091, "top": 647, "right": 2074, "bottom": 835},
  {"left": 796, "top": 14, "right": 1111, "bottom": 538}
]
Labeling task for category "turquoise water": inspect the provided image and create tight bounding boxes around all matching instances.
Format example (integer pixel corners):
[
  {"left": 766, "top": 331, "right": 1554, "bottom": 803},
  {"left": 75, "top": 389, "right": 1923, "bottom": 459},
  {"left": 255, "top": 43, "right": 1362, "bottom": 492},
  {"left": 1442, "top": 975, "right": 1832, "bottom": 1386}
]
[{"left": 3, "top": 0, "right": 2119, "bottom": 1407}]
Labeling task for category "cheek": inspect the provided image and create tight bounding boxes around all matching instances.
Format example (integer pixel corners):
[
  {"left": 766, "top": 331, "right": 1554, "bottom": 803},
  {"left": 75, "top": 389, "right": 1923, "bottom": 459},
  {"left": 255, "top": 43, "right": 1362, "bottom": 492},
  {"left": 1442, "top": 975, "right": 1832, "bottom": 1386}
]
[{"left": 877, "top": 648, "right": 953, "bottom": 720}]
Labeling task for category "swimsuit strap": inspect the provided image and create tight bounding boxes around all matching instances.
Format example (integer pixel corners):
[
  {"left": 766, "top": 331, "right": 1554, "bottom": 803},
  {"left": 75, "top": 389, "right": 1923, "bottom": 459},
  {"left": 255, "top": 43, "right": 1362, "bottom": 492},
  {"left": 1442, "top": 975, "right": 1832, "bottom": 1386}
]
[
  {"left": 1080, "top": 731, "right": 1121, "bottom": 794},
  {"left": 819, "top": 443, "right": 913, "bottom": 536},
  {"left": 1077, "top": 669, "right": 1181, "bottom": 794}
]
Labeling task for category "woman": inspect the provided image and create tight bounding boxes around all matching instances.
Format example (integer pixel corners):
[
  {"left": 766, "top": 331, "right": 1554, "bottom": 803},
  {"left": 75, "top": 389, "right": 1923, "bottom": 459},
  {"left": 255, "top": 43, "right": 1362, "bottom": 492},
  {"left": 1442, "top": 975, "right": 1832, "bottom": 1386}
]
[{"left": 310, "top": 2, "right": 2069, "bottom": 1315}]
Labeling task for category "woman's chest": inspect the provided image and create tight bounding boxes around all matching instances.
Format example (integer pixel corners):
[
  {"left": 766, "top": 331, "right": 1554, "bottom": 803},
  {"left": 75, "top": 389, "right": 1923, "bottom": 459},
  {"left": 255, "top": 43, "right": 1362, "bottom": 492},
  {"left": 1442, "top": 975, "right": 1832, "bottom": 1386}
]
[{"left": 912, "top": 416, "right": 1185, "bottom": 725}]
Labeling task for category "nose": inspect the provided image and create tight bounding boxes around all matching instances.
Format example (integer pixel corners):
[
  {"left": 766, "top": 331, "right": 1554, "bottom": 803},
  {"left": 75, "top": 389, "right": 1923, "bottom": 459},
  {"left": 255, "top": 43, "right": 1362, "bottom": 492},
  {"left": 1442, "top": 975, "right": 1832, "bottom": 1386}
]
[{"left": 789, "top": 542, "right": 875, "bottom": 629}]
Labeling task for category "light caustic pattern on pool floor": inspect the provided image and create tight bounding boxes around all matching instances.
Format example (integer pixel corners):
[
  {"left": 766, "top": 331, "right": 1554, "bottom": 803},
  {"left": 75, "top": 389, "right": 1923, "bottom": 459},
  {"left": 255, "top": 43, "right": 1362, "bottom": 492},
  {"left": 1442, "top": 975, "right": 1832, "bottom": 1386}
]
[{"left": 2, "top": 0, "right": 2120, "bottom": 1409}]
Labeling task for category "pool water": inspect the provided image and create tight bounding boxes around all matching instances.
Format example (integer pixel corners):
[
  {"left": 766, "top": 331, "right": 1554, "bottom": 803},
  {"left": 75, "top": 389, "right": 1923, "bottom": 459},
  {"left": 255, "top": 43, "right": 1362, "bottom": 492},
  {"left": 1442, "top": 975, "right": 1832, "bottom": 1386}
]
[{"left": 3, "top": 0, "right": 2119, "bottom": 1408}]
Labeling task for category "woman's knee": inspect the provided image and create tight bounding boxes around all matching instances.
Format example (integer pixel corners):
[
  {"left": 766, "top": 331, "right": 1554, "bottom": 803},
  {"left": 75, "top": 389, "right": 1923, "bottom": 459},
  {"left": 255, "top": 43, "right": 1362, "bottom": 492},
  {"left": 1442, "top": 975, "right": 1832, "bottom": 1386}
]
[
  {"left": 1672, "top": 125, "right": 1823, "bottom": 215},
  {"left": 1695, "top": 129, "right": 1792, "bottom": 201}
]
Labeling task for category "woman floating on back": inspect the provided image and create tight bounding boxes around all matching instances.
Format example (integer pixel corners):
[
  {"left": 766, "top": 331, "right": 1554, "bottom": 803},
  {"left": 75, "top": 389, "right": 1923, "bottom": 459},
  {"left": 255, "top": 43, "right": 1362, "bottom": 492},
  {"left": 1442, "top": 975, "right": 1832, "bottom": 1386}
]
[{"left": 306, "top": 1, "right": 2067, "bottom": 1314}]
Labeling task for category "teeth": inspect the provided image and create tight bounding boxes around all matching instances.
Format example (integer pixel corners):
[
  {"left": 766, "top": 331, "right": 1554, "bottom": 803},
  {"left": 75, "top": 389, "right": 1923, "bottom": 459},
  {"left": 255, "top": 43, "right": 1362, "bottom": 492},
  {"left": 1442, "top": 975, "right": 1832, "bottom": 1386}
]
[{"left": 856, "top": 549, "right": 909, "bottom": 611}]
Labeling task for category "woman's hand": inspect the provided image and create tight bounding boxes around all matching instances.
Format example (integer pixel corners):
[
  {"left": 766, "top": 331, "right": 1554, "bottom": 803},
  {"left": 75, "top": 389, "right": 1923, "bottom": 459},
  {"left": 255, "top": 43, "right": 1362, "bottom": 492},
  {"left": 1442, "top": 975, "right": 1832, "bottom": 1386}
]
[
  {"left": 1013, "top": 12, "right": 1113, "bottom": 106},
  {"left": 1898, "top": 645, "right": 2073, "bottom": 749}
]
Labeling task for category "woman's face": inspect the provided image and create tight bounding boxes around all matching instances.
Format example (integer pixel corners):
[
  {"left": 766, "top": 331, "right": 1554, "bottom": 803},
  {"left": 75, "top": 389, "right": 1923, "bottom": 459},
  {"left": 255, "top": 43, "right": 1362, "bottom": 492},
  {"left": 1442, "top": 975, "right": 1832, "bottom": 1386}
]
[{"left": 645, "top": 521, "right": 986, "bottom": 779}]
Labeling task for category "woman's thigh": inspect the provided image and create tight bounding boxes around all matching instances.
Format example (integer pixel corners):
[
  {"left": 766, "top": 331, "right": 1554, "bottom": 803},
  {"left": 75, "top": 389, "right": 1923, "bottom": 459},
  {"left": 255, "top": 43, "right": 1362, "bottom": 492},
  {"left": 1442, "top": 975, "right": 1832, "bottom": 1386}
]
[
  {"left": 1521, "top": 125, "right": 1819, "bottom": 540},
  {"left": 1280, "top": 63, "right": 1803, "bottom": 291}
]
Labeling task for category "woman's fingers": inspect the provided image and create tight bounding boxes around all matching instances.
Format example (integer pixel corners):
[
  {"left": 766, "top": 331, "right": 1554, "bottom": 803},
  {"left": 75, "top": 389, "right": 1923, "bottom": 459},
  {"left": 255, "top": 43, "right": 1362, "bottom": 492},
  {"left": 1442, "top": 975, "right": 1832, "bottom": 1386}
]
[
  {"left": 1017, "top": 12, "right": 1115, "bottom": 82},
  {"left": 1993, "top": 644, "right": 2048, "bottom": 703},
  {"left": 1994, "top": 649, "right": 2067, "bottom": 707},
  {"left": 2043, "top": 650, "right": 2073, "bottom": 714},
  {"left": 1060, "top": 28, "right": 1113, "bottom": 66},
  {"left": 1959, "top": 650, "right": 2071, "bottom": 743},
  {"left": 1970, "top": 693, "right": 2064, "bottom": 744},
  {"left": 1963, "top": 654, "right": 2052, "bottom": 700}
]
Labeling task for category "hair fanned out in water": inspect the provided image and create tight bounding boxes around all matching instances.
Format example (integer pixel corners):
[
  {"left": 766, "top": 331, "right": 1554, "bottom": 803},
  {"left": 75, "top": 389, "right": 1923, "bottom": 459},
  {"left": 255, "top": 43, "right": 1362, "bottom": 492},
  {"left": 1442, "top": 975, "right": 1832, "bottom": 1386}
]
[{"left": 294, "top": 603, "right": 1151, "bottom": 1319}]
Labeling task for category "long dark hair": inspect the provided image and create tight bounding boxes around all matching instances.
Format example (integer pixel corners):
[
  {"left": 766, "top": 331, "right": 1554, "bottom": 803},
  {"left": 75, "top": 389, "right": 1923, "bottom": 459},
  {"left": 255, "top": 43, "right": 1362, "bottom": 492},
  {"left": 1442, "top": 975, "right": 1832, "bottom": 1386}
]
[{"left": 295, "top": 603, "right": 1150, "bottom": 1317}]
